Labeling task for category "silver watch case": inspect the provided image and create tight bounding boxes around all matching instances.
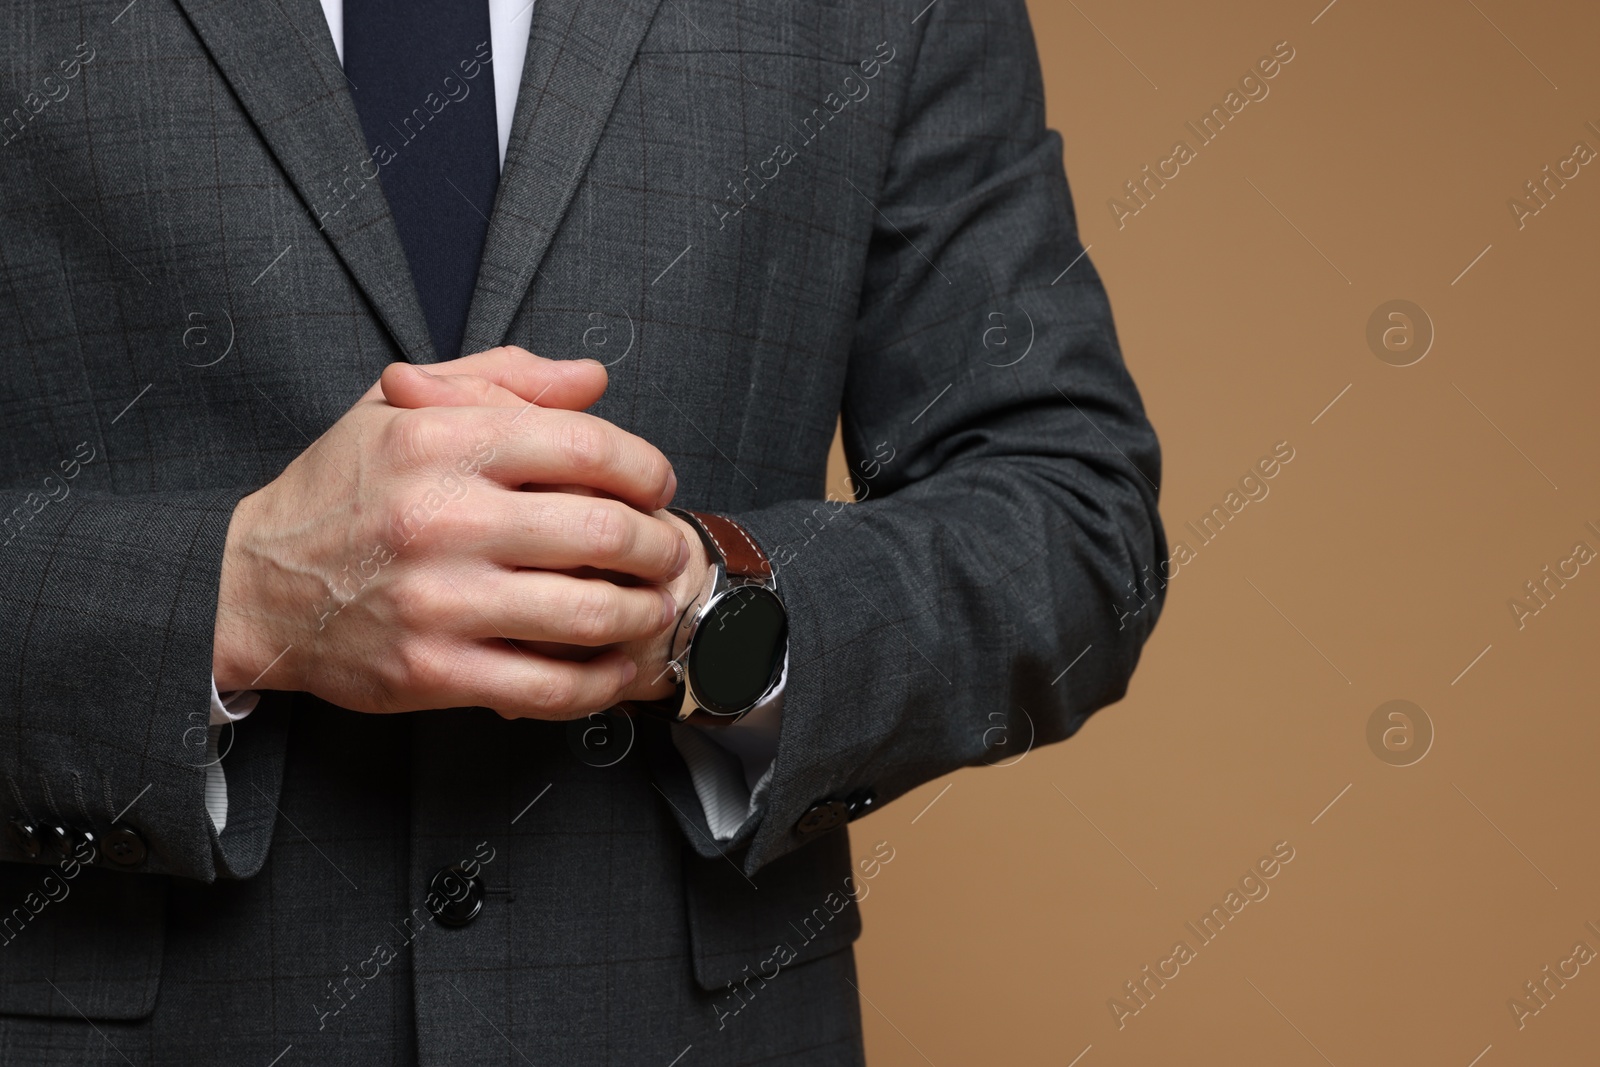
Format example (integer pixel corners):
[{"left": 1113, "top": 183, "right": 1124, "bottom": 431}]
[{"left": 668, "top": 548, "right": 785, "bottom": 722}]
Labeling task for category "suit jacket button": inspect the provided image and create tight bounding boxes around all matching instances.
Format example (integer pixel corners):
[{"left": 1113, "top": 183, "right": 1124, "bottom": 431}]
[
  {"left": 36, "top": 824, "right": 70, "bottom": 861},
  {"left": 795, "top": 800, "right": 849, "bottom": 837},
  {"left": 427, "top": 864, "right": 485, "bottom": 927},
  {"left": 102, "top": 824, "right": 148, "bottom": 867},
  {"left": 6, "top": 818, "right": 40, "bottom": 860}
]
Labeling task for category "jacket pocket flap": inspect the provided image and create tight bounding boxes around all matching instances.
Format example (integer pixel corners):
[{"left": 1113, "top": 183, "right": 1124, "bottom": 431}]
[
  {"left": 0, "top": 863, "right": 165, "bottom": 1020},
  {"left": 682, "top": 827, "right": 861, "bottom": 992}
]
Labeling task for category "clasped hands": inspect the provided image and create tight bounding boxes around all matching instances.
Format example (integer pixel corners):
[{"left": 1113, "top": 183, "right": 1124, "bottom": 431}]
[{"left": 213, "top": 347, "right": 711, "bottom": 719}]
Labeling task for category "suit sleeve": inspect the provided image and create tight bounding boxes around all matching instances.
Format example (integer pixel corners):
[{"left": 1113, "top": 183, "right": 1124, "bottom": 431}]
[
  {"left": 0, "top": 484, "right": 288, "bottom": 882},
  {"left": 656, "top": 0, "right": 1168, "bottom": 874}
]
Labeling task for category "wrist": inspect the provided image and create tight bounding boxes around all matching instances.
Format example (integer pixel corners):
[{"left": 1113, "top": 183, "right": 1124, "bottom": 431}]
[{"left": 212, "top": 491, "right": 287, "bottom": 692}]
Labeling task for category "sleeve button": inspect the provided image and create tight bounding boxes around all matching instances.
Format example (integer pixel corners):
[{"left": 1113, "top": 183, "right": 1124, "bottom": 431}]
[
  {"left": 844, "top": 788, "right": 878, "bottom": 820},
  {"left": 36, "top": 824, "right": 70, "bottom": 861},
  {"left": 102, "top": 824, "right": 148, "bottom": 867},
  {"left": 6, "top": 818, "right": 40, "bottom": 860},
  {"left": 795, "top": 800, "right": 849, "bottom": 837},
  {"left": 66, "top": 828, "right": 96, "bottom": 862}
]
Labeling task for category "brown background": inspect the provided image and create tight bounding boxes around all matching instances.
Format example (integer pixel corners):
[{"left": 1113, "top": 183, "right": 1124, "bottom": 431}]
[{"left": 831, "top": 1, "right": 1600, "bottom": 1063}]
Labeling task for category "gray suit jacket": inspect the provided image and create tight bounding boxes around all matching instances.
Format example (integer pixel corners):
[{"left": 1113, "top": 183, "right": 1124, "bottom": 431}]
[{"left": 0, "top": 0, "right": 1166, "bottom": 1062}]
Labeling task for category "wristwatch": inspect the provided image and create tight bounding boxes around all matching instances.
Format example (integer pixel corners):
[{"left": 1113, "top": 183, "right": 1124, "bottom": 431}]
[{"left": 627, "top": 509, "right": 787, "bottom": 726}]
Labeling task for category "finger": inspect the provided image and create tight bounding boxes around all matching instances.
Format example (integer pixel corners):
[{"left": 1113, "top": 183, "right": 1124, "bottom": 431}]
[
  {"left": 367, "top": 347, "right": 607, "bottom": 411},
  {"left": 612, "top": 655, "right": 684, "bottom": 703},
  {"left": 451, "top": 347, "right": 604, "bottom": 409},
  {"left": 378, "top": 372, "right": 640, "bottom": 500},
  {"left": 380, "top": 364, "right": 532, "bottom": 411},
  {"left": 467, "top": 571, "right": 677, "bottom": 646},
  {"left": 476, "top": 491, "right": 690, "bottom": 583},
  {"left": 440, "top": 346, "right": 607, "bottom": 409},
  {"left": 522, "top": 640, "right": 594, "bottom": 661},
  {"left": 465, "top": 644, "right": 638, "bottom": 720},
  {"left": 466, "top": 407, "right": 676, "bottom": 512},
  {"left": 519, "top": 483, "right": 606, "bottom": 497}
]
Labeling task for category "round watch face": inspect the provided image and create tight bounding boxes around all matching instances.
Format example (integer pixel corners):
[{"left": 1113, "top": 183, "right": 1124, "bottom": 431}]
[{"left": 687, "top": 586, "right": 787, "bottom": 715}]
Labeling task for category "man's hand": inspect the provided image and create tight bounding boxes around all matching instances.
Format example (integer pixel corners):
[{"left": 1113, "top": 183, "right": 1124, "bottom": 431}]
[
  {"left": 213, "top": 347, "right": 696, "bottom": 720},
  {"left": 378, "top": 353, "right": 717, "bottom": 707}
]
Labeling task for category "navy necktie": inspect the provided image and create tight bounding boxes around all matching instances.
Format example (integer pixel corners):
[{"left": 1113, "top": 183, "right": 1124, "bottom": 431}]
[{"left": 344, "top": 2, "right": 500, "bottom": 361}]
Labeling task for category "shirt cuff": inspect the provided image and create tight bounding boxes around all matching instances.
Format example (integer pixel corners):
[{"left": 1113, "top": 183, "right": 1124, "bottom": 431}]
[
  {"left": 671, "top": 652, "right": 785, "bottom": 840},
  {"left": 210, "top": 680, "right": 259, "bottom": 725},
  {"left": 204, "top": 679, "right": 260, "bottom": 834}
]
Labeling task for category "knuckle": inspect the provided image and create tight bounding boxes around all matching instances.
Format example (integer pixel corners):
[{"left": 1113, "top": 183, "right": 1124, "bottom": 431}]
[
  {"left": 566, "top": 585, "right": 615, "bottom": 643},
  {"left": 380, "top": 409, "right": 450, "bottom": 466},
  {"left": 446, "top": 372, "right": 495, "bottom": 404},
  {"left": 387, "top": 477, "right": 480, "bottom": 553},
  {"left": 389, "top": 573, "right": 443, "bottom": 634},
  {"left": 651, "top": 456, "right": 673, "bottom": 500},
  {"left": 390, "top": 636, "right": 445, "bottom": 696},
  {"left": 555, "top": 417, "right": 611, "bottom": 475},
  {"left": 580, "top": 502, "right": 631, "bottom": 561},
  {"left": 531, "top": 668, "right": 576, "bottom": 715},
  {"left": 653, "top": 520, "right": 686, "bottom": 570}
]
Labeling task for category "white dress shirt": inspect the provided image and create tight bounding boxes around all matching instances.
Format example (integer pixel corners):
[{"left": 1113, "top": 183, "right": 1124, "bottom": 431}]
[{"left": 208, "top": 1, "right": 778, "bottom": 841}]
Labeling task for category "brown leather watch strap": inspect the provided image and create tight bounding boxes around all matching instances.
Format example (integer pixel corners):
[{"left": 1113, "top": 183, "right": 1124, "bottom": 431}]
[{"left": 676, "top": 510, "right": 772, "bottom": 581}]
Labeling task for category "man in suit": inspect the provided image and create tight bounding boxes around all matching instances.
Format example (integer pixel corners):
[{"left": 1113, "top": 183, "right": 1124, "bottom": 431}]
[{"left": 0, "top": 0, "right": 1165, "bottom": 1063}]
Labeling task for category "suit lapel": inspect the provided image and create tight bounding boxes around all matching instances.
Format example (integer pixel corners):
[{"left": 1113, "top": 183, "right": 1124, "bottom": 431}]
[
  {"left": 460, "top": 0, "right": 667, "bottom": 356},
  {"left": 174, "top": 0, "right": 436, "bottom": 363}
]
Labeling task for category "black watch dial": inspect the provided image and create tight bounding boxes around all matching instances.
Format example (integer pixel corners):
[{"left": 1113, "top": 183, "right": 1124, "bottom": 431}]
[{"left": 687, "top": 586, "right": 787, "bottom": 715}]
